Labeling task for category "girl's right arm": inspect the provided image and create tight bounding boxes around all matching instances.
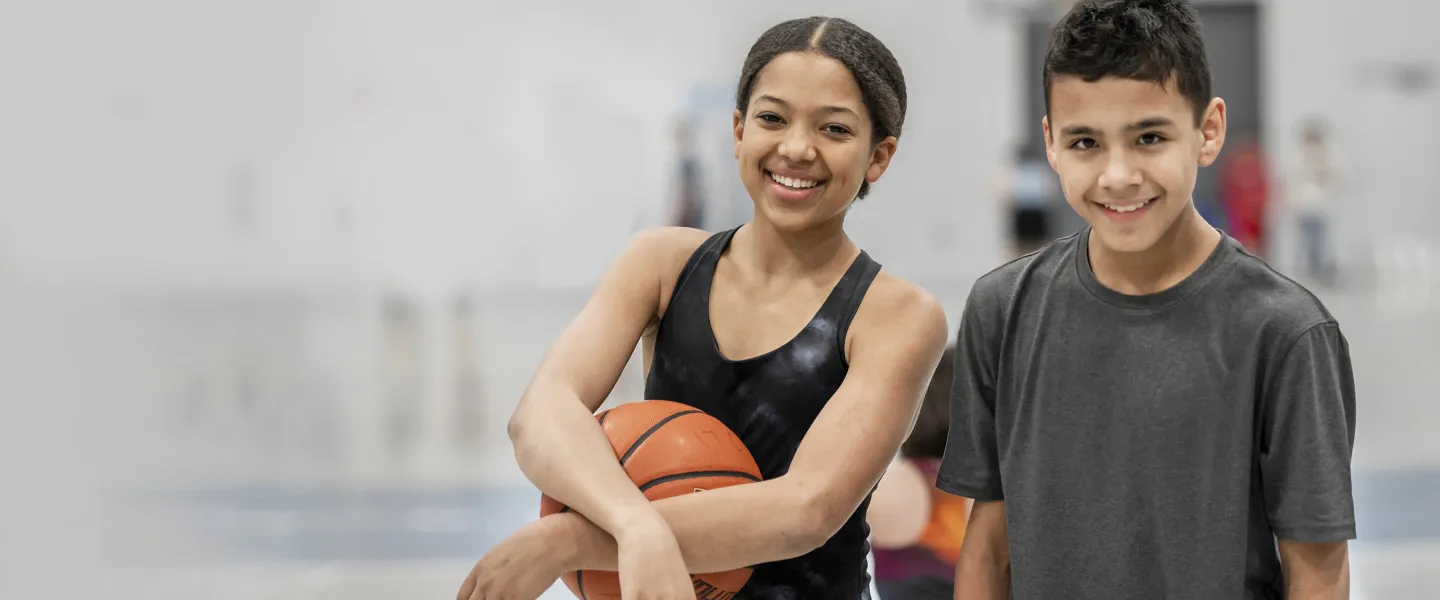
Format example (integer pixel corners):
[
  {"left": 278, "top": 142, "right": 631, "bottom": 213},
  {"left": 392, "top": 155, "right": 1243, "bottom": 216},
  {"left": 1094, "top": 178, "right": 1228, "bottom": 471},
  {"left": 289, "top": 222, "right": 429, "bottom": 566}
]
[{"left": 504, "top": 227, "right": 705, "bottom": 588}]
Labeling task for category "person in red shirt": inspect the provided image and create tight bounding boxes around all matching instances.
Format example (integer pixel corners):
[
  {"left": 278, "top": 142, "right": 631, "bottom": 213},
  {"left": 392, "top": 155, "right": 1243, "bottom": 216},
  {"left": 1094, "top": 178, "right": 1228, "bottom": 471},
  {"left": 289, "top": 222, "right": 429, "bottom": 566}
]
[{"left": 1220, "top": 135, "right": 1271, "bottom": 255}]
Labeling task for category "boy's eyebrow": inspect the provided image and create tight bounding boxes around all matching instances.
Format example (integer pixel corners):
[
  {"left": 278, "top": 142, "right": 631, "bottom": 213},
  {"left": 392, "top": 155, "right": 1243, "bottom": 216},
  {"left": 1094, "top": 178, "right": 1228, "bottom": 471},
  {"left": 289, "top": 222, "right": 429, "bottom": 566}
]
[
  {"left": 1059, "top": 117, "right": 1176, "bottom": 137},
  {"left": 1129, "top": 117, "right": 1176, "bottom": 130}
]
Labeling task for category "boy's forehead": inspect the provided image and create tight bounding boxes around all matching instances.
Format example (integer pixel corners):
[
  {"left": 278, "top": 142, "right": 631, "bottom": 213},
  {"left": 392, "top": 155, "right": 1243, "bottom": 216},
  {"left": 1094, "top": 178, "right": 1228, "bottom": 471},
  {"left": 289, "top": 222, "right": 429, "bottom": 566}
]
[{"left": 1049, "top": 75, "right": 1192, "bottom": 127}]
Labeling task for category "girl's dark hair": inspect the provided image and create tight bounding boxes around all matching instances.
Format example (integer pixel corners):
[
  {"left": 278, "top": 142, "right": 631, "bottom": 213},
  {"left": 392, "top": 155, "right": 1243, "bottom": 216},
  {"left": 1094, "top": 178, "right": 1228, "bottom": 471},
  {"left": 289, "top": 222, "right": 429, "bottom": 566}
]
[
  {"left": 1044, "top": 0, "right": 1212, "bottom": 127},
  {"left": 734, "top": 17, "right": 907, "bottom": 200},
  {"left": 901, "top": 345, "right": 955, "bottom": 459}
]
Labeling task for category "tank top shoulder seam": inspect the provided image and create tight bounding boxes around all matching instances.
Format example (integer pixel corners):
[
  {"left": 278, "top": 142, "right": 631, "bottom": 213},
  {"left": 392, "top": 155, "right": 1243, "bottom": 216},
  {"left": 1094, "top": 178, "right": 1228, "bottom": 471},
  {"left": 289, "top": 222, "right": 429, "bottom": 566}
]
[
  {"left": 662, "top": 227, "right": 739, "bottom": 319},
  {"left": 833, "top": 252, "right": 883, "bottom": 367}
]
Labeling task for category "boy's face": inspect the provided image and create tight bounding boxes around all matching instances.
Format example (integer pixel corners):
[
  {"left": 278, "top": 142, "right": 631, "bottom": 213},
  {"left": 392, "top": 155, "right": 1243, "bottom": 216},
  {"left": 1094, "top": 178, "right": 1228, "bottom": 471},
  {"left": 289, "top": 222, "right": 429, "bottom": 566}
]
[{"left": 1044, "top": 75, "right": 1225, "bottom": 254}]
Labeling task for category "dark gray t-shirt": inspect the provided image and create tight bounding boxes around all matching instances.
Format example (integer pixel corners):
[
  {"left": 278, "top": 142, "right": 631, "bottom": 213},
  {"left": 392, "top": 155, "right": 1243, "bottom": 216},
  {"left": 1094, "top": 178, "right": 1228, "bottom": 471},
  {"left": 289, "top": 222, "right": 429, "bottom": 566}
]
[{"left": 937, "top": 229, "right": 1357, "bottom": 600}]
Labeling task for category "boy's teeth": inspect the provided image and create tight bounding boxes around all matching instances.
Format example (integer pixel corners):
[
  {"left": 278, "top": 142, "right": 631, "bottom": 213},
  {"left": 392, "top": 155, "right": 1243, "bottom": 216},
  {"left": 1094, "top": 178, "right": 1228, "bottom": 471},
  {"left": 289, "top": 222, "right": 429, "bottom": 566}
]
[
  {"left": 771, "top": 172, "right": 819, "bottom": 189},
  {"left": 1107, "top": 199, "right": 1150, "bottom": 213}
]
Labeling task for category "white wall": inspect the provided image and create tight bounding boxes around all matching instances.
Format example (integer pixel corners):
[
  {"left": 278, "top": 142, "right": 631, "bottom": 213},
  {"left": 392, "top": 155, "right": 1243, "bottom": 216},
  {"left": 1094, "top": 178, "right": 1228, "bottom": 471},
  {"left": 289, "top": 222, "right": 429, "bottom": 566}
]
[
  {"left": 6, "top": 1, "right": 1437, "bottom": 289},
  {"left": 1, "top": 0, "right": 1017, "bottom": 295},
  {"left": 1263, "top": 0, "right": 1440, "bottom": 272}
]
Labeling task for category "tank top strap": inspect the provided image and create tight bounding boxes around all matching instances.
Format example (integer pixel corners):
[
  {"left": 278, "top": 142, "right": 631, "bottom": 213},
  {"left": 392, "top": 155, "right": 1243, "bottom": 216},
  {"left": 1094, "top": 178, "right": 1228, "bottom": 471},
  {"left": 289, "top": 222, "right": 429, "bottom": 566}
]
[
  {"left": 666, "top": 227, "right": 740, "bottom": 309},
  {"left": 827, "top": 250, "right": 882, "bottom": 354}
]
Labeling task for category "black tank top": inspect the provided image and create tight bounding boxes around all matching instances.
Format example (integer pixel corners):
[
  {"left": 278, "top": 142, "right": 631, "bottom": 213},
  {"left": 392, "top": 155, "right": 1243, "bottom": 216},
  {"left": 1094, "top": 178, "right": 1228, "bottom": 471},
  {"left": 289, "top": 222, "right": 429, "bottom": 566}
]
[{"left": 644, "top": 226, "right": 882, "bottom": 600}]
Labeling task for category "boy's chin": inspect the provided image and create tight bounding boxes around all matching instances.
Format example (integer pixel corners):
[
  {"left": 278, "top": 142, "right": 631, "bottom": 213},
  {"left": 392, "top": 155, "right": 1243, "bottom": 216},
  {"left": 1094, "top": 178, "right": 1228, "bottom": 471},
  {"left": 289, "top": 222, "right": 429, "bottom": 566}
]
[{"left": 1088, "top": 223, "right": 1168, "bottom": 255}]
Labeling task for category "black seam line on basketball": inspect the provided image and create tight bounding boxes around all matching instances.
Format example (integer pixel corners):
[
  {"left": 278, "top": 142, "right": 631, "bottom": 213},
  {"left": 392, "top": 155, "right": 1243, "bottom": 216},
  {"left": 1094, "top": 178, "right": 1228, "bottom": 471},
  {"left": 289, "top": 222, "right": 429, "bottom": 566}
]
[
  {"left": 638, "top": 470, "right": 762, "bottom": 492},
  {"left": 618, "top": 409, "right": 702, "bottom": 465},
  {"left": 576, "top": 570, "right": 588, "bottom": 600},
  {"left": 596, "top": 410, "right": 610, "bottom": 426}
]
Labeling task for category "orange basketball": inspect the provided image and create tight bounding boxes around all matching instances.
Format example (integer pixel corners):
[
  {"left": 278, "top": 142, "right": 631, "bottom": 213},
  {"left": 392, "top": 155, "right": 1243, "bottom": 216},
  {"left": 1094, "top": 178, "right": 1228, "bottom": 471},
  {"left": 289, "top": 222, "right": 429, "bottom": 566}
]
[{"left": 540, "top": 400, "right": 762, "bottom": 600}]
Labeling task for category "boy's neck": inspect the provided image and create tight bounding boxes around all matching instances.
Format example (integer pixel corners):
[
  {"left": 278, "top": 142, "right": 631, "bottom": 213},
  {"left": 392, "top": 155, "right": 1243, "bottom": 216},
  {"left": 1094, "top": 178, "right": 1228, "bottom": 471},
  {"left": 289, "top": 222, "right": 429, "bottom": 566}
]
[{"left": 1088, "top": 206, "right": 1222, "bottom": 296}]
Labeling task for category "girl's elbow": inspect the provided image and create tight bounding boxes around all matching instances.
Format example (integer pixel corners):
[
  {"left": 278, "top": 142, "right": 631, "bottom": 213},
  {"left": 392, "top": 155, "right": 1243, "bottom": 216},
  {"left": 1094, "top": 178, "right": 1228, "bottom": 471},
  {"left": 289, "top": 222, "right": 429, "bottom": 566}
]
[
  {"left": 507, "top": 399, "right": 542, "bottom": 448},
  {"left": 507, "top": 409, "right": 547, "bottom": 476},
  {"left": 506, "top": 407, "right": 527, "bottom": 444},
  {"left": 791, "top": 487, "right": 851, "bottom": 552},
  {"left": 507, "top": 383, "right": 555, "bottom": 443}
]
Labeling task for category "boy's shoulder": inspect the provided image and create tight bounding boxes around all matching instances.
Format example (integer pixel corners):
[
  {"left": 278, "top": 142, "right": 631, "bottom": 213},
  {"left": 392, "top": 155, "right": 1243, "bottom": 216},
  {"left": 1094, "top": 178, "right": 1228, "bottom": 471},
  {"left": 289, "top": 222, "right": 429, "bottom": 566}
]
[
  {"left": 1214, "top": 240, "right": 1339, "bottom": 340},
  {"left": 966, "top": 231, "right": 1084, "bottom": 315}
]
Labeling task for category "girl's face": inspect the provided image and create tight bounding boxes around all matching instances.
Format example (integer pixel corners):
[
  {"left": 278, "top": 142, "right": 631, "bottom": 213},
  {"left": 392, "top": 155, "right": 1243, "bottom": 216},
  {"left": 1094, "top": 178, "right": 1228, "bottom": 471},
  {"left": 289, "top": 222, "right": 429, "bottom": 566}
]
[{"left": 733, "top": 51, "right": 898, "bottom": 232}]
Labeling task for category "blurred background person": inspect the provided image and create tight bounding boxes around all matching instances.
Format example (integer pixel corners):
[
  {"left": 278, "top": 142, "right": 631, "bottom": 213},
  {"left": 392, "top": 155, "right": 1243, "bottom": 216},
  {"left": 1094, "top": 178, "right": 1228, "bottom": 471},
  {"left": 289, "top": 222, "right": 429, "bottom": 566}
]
[
  {"left": 1287, "top": 117, "right": 1340, "bottom": 285},
  {"left": 997, "top": 145, "right": 1060, "bottom": 258},
  {"left": 1219, "top": 134, "right": 1273, "bottom": 257},
  {"left": 668, "top": 116, "right": 708, "bottom": 229},
  {"left": 869, "top": 345, "right": 969, "bottom": 600}
]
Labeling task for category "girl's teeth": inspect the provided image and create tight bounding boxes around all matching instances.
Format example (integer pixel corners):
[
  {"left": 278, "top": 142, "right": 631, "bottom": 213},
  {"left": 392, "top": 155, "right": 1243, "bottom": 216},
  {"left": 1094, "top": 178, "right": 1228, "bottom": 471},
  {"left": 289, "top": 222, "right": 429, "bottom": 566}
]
[{"left": 771, "top": 172, "right": 819, "bottom": 189}]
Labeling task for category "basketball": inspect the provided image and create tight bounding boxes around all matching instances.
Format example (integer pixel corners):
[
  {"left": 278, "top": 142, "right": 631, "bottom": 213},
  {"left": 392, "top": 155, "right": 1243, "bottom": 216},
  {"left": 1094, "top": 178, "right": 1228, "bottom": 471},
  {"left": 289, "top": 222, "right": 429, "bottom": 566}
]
[{"left": 540, "top": 400, "right": 762, "bottom": 600}]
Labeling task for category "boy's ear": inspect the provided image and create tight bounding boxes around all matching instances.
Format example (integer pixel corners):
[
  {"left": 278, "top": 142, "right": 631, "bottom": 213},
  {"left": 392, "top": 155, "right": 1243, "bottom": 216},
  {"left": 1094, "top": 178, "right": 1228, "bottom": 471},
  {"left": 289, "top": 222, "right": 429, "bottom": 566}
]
[
  {"left": 1043, "top": 115, "right": 1058, "bottom": 172},
  {"left": 1197, "top": 97, "right": 1227, "bottom": 167}
]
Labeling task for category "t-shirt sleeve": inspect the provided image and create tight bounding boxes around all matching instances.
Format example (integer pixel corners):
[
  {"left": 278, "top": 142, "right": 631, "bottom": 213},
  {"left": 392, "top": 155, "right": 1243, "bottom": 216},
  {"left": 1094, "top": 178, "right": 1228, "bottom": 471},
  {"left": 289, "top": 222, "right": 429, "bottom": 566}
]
[
  {"left": 1260, "top": 321, "right": 1358, "bottom": 542},
  {"left": 936, "top": 284, "right": 1004, "bottom": 501}
]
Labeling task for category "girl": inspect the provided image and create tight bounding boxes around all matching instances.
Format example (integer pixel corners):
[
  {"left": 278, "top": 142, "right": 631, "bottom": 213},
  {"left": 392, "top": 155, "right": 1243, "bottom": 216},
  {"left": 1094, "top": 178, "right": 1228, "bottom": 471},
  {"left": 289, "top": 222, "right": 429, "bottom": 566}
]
[{"left": 459, "top": 16, "right": 947, "bottom": 600}]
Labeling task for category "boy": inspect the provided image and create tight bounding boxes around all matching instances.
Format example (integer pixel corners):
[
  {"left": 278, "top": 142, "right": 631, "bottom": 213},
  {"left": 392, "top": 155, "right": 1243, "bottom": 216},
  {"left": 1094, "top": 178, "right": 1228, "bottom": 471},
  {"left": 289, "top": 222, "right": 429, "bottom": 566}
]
[{"left": 938, "top": 1, "right": 1357, "bottom": 599}]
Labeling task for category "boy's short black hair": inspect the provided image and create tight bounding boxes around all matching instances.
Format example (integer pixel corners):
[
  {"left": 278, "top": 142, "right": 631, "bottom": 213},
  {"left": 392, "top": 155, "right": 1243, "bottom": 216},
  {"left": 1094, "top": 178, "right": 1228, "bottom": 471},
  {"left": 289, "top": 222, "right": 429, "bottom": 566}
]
[{"left": 1043, "top": 0, "right": 1212, "bottom": 126}]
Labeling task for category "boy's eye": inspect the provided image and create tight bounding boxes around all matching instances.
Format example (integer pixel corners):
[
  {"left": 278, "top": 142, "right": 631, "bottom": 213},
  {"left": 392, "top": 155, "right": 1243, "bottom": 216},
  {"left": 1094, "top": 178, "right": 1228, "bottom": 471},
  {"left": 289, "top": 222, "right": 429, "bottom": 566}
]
[
  {"left": 823, "top": 124, "right": 852, "bottom": 135},
  {"left": 1138, "top": 133, "right": 1166, "bottom": 145},
  {"left": 1070, "top": 138, "right": 1097, "bottom": 150},
  {"left": 757, "top": 113, "right": 783, "bottom": 124}
]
